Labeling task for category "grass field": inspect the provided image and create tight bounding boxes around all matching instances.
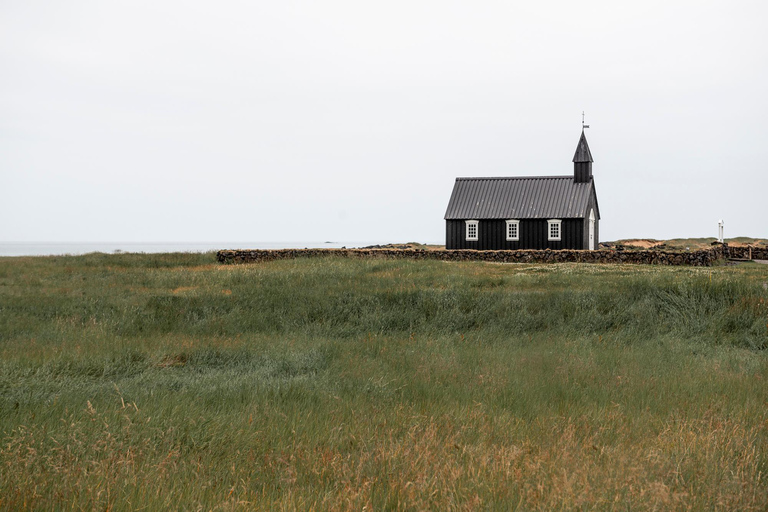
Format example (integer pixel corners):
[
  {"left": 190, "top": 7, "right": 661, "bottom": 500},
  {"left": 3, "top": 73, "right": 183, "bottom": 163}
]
[{"left": 2, "top": 253, "right": 768, "bottom": 510}]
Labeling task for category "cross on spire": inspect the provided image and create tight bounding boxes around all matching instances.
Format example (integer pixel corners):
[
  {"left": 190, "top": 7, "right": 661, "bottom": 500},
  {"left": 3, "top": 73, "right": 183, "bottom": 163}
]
[{"left": 582, "top": 111, "right": 590, "bottom": 130}]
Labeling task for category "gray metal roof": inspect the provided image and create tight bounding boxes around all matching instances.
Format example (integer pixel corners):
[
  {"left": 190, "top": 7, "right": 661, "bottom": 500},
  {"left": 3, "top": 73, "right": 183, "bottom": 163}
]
[
  {"left": 572, "top": 130, "right": 593, "bottom": 163},
  {"left": 444, "top": 176, "right": 595, "bottom": 220}
]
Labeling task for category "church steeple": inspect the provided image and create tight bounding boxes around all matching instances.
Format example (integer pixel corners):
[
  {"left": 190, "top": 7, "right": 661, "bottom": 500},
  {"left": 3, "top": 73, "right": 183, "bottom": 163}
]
[{"left": 572, "top": 128, "right": 593, "bottom": 183}]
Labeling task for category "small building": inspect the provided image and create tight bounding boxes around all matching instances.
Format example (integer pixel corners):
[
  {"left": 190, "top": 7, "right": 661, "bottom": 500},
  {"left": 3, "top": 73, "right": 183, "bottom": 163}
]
[{"left": 444, "top": 129, "right": 600, "bottom": 250}]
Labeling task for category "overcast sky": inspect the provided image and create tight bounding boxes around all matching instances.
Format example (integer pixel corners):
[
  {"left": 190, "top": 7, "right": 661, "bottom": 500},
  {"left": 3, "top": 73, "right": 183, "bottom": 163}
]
[{"left": 2, "top": 1, "right": 766, "bottom": 244}]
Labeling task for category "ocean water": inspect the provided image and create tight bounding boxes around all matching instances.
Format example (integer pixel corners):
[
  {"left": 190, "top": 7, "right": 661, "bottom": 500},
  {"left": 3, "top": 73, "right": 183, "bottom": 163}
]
[{"left": 0, "top": 241, "right": 378, "bottom": 257}]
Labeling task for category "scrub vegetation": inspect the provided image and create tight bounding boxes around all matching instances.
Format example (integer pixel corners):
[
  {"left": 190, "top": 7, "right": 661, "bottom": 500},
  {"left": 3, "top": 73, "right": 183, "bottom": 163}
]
[{"left": 1, "top": 252, "right": 768, "bottom": 510}]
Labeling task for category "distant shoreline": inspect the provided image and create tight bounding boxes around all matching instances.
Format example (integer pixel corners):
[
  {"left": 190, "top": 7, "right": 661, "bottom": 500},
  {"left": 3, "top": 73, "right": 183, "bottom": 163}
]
[{"left": 0, "top": 241, "right": 389, "bottom": 257}]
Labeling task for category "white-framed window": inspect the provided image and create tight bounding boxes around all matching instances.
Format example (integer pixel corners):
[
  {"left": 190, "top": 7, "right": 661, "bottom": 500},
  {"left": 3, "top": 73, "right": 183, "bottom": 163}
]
[
  {"left": 465, "top": 220, "right": 479, "bottom": 241},
  {"left": 547, "top": 219, "right": 562, "bottom": 241},
  {"left": 505, "top": 219, "right": 519, "bottom": 241}
]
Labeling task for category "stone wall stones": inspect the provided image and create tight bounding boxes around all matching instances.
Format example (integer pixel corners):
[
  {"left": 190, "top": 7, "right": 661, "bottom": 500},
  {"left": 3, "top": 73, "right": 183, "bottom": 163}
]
[
  {"left": 727, "top": 246, "right": 768, "bottom": 260},
  {"left": 217, "top": 245, "right": 731, "bottom": 266}
]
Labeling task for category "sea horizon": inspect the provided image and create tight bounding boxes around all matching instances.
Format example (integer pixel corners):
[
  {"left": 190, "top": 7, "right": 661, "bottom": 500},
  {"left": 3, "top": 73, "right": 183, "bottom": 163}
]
[{"left": 0, "top": 241, "right": 393, "bottom": 257}]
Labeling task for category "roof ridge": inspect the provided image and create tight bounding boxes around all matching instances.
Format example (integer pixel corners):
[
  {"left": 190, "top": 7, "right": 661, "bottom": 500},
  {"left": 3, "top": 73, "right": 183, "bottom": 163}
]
[{"left": 456, "top": 176, "right": 573, "bottom": 181}]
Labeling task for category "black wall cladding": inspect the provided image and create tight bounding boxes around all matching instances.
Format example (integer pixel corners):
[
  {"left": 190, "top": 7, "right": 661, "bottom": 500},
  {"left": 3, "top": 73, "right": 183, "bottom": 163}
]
[{"left": 446, "top": 219, "right": 585, "bottom": 250}]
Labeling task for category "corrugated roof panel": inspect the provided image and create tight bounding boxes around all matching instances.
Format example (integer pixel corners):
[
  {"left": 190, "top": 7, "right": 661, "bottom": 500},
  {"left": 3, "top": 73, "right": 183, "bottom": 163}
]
[
  {"left": 444, "top": 176, "right": 594, "bottom": 220},
  {"left": 489, "top": 177, "right": 504, "bottom": 218}
]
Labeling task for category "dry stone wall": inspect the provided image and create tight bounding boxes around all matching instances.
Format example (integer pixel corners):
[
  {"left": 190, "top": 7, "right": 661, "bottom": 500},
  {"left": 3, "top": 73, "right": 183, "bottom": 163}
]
[
  {"left": 217, "top": 245, "right": 731, "bottom": 266},
  {"left": 728, "top": 246, "right": 768, "bottom": 260}
]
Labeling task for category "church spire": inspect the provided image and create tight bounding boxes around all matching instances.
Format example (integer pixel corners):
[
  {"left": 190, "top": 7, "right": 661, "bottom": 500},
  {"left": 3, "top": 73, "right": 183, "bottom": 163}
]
[
  {"left": 573, "top": 122, "right": 593, "bottom": 183},
  {"left": 572, "top": 130, "right": 593, "bottom": 163}
]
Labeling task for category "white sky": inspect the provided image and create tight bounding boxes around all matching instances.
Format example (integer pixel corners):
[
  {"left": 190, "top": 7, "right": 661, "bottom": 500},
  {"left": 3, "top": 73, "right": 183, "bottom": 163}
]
[{"left": 1, "top": 0, "right": 766, "bottom": 243}]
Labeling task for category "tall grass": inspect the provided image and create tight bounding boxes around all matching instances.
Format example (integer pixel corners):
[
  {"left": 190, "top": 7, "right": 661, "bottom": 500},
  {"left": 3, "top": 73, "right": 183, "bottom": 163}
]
[
  {"left": 1, "top": 253, "right": 767, "bottom": 509},
  {"left": 3, "top": 254, "right": 767, "bottom": 349}
]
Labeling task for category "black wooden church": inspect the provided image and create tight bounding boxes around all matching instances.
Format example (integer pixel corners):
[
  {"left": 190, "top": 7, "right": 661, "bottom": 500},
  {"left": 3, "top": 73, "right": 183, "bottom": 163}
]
[{"left": 444, "top": 129, "right": 600, "bottom": 250}]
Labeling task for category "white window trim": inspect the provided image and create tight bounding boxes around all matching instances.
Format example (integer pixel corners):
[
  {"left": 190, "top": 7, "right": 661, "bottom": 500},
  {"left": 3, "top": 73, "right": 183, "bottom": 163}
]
[
  {"left": 465, "top": 220, "right": 479, "bottom": 241},
  {"left": 505, "top": 219, "right": 520, "bottom": 241},
  {"left": 547, "top": 219, "right": 562, "bottom": 241}
]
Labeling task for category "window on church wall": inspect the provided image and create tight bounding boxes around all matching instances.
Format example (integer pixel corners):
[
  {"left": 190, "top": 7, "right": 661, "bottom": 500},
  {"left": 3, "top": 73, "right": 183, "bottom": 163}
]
[
  {"left": 547, "top": 219, "right": 562, "bottom": 241},
  {"left": 465, "top": 220, "right": 478, "bottom": 241},
  {"left": 505, "top": 220, "right": 519, "bottom": 241}
]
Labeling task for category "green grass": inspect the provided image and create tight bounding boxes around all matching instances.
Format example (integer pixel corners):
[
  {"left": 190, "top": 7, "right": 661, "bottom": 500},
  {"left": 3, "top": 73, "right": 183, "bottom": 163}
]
[{"left": 1, "top": 253, "right": 768, "bottom": 510}]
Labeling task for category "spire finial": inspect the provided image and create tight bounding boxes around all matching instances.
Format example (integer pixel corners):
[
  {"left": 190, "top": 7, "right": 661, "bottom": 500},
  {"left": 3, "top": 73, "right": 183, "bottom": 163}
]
[{"left": 582, "top": 111, "right": 589, "bottom": 130}]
